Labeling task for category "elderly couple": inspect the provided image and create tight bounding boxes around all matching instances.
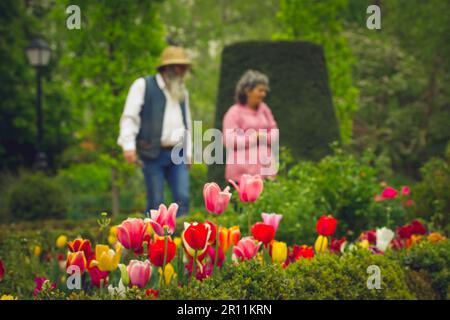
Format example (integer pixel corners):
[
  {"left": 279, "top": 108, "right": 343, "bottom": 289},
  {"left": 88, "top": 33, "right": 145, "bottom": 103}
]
[{"left": 118, "top": 46, "right": 278, "bottom": 217}]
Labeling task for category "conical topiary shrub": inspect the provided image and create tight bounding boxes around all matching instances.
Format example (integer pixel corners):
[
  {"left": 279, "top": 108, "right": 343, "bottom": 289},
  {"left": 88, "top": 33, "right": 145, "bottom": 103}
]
[{"left": 208, "top": 41, "right": 340, "bottom": 183}]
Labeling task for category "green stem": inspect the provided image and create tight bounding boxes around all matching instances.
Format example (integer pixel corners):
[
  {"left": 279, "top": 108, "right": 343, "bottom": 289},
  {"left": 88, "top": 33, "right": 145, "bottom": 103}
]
[
  {"left": 190, "top": 250, "right": 198, "bottom": 284},
  {"left": 162, "top": 230, "right": 168, "bottom": 287},
  {"left": 213, "top": 225, "right": 219, "bottom": 276}
]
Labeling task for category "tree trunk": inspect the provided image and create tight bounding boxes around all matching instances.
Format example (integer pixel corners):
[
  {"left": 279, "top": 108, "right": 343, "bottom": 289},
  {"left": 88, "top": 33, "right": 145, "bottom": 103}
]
[{"left": 111, "top": 166, "right": 120, "bottom": 217}]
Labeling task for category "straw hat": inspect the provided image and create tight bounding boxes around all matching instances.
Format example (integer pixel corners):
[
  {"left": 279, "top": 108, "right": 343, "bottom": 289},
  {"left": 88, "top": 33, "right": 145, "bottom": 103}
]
[{"left": 157, "top": 46, "right": 191, "bottom": 70}]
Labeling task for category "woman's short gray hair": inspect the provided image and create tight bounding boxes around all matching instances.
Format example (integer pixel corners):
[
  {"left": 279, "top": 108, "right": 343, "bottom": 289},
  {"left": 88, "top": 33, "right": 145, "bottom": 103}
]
[{"left": 235, "top": 70, "right": 270, "bottom": 104}]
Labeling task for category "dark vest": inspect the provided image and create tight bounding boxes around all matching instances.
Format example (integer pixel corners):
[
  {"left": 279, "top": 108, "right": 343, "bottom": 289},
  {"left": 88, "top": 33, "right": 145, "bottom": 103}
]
[{"left": 136, "top": 75, "right": 187, "bottom": 160}]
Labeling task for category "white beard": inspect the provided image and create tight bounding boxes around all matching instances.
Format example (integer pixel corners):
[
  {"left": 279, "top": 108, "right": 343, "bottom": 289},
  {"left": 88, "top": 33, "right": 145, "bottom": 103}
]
[{"left": 165, "top": 71, "right": 186, "bottom": 102}]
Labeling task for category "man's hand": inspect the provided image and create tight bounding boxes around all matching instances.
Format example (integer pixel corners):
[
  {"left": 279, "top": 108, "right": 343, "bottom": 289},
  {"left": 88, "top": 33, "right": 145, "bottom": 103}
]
[{"left": 124, "top": 149, "right": 137, "bottom": 164}]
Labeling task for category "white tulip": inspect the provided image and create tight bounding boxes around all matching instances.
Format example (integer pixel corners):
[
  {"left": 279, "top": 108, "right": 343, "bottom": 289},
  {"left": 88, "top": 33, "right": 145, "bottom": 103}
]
[{"left": 376, "top": 227, "right": 395, "bottom": 252}]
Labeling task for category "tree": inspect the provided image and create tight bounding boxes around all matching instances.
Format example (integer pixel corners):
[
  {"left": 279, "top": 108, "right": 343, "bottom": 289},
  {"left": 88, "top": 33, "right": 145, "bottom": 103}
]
[{"left": 57, "top": 0, "right": 166, "bottom": 215}]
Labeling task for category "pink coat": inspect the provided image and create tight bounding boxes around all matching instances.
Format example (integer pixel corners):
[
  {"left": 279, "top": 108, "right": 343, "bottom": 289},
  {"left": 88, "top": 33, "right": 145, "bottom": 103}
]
[{"left": 222, "top": 102, "right": 279, "bottom": 182}]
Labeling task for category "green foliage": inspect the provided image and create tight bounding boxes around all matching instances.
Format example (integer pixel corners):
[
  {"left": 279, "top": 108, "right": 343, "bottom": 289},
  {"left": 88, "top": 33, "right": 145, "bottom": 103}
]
[
  {"left": 208, "top": 41, "right": 340, "bottom": 184},
  {"left": 412, "top": 143, "right": 450, "bottom": 234},
  {"left": 275, "top": 0, "right": 359, "bottom": 143},
  {"left": 7, "top": 172, "right": 67, "bottom": 221},
  {"left": 396, "top": 240, "right": 450, "bottom": 299}
]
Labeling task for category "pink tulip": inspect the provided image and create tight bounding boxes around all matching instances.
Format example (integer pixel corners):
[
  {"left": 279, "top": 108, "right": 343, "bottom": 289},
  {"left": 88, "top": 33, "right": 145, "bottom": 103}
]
[
  {"left": 203, "top": 183, "right": 232, "bottom": 215},
  {"left": 401, "top": 186, "right": 410, "bottom": 196},
  {"left": 117, "top": 218, "right": 148, "bottom": 251},
  {"left": 127, "top": 260, "right": 151, "bottom": 288},
  {"left": 149, "top": 203, "right": 178, "bottom": 236},
  {"left": 232, "top": 237, "right": 261, "bottom": 261},
  {"left": 381, "top": 187, "right": 398, "bottom": 199},
  {"left": 229, "top": 174, "right": 264, "bottom": 202},
  {"left": 261, "top": 213, "right": 283, "bottom": 233}
]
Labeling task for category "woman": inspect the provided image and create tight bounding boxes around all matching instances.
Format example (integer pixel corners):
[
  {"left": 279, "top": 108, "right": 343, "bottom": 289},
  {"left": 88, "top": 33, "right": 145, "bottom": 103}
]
[{"left": 223, "top": 70, "right": 279, "bottom": 182}]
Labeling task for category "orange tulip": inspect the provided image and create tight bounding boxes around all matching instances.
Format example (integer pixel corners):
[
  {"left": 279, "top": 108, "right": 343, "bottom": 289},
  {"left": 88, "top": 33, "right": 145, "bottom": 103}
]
[
  {"left": 219, "top": 226, "right": 241, "bottom": 253},
  {"left": 66, "top": 251, "right": 87, "bottom": 274}
]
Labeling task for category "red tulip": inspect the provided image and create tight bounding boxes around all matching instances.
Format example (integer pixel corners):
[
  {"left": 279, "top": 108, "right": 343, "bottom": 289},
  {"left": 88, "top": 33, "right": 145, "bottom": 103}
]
[
  {"left": 88, "top": 265, "right": 109, "bottom": 288},
  {"left": 203, "top": 183, "right": 232, "bottom": 214},
  {"left": 149, "top": 203, "right": 178, "bottom": 236},
  {"left": 261, "top": 213, "right": 283, "bottom": 233},
  {"left": 401, "top": 186, "right": 410, "bottom": 196},
  {"left": 251, "top": 222, "right": 275, "bottom": 244},
  {"left": 397, "top": 224, "right": 413, "bottom": 239},
  {"left": 67, "top": 238, "right": 93, "bottom": 260},
  {"left": 205, "top": 220, "right": 217, "bottom": 245},
  {"left": 207, "top": 246, "right": 225, "bottom": 267},
  {"left": 381, "top": 187, "right": 398, "bottom": 199},
  {"left": 182, "top": 222, "right": 212, "bottom": 256},
  {"left": 359, "top": 230, "right": 376, "bottom": 244},
  {"left": 0, "top": 260, "right": 4, "bottom": 281},
  {"left": 329, "top": 237, "right": 347, "bottom": 254},
  {"left": 411, "top": 220, "right": 427, "bottom": 235},
  {"left": 229, "top": 174, "right": 264, "bottom": 202},
  {"left": 289, "top": 245, "right": 314, "bottom": 262},
  {"left": 185, "top": 260, "right": 213, "bottom": 281},
  {"left": 148, "top": 237, "right": 176, "bottom": 267},
  {"left": 66, "top": 251, "right": 87, "bottom": 274},
  {"left": 145, "top": 288, "right": 159, "bottom": 298},
  {"left": 117, "top": 218, "right": 148, "bottom": 252},
  {"left": 232, "top": 237, "right": 261, "bottom": 261},
  {"left": 127, "top": 260, "right": 152, "bottom": 288},
  {"left": 316, "top": 215, "right": 337, "bottom": 236}
]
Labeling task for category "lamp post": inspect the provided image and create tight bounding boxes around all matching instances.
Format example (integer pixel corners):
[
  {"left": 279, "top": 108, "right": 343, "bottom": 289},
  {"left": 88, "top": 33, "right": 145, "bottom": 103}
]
[{"left": 26, "top": 38, "right": 51, "bottom": 170}]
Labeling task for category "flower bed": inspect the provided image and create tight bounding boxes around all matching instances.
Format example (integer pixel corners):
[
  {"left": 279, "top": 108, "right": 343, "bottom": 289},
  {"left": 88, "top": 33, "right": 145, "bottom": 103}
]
[{"left": 0, "top": 175, "right": 448, "bottom": 300}]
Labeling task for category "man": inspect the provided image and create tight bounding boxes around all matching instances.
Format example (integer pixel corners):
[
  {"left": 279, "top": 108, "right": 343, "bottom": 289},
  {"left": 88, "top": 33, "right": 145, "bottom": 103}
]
[{"left": 118, "top": 46, "right": 192, "bottom": 216}]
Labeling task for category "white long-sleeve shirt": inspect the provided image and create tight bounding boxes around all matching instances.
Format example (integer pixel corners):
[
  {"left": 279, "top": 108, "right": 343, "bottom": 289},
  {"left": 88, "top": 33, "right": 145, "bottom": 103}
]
[{"left": 117, "top": 73, "right": 192, "bottom": 160}]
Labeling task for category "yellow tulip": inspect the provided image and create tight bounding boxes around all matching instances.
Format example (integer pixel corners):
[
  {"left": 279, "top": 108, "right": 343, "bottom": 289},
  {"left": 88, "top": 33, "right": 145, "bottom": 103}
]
[
  {"left": 109, "top": 226, "right": 118, "bottom": 236},
  {"left": 56, "top": 235, "right": 68, "bottom": 249},
  {"left": 158, "top": 263, "right": 176, "bottom": 286},
  {"left": 358, "top": 239, "right": 370, "bottom": 249},
  {"left": 271, "top": 241, "right": 288, "bottom": 263},
  {"left": 173, "top": 237, "right": 182, "bottom": 247},
  {"left": 33, "top": 245, "right": 42, "bottom": 257},
  {"left": 108, "top": 226, "right": 118, "bottom": 245},
  {"left": 91, "top": 244, "right": 122, "bottom": 271},
  {"left": 1, "top": 294, "right": 15, "bottom": 300},
  {"left": 314, "top": 235, "right": 328, "bottom": 253},
  {"left": 107, "top": 235, "right": 117, "bottom": 245}
]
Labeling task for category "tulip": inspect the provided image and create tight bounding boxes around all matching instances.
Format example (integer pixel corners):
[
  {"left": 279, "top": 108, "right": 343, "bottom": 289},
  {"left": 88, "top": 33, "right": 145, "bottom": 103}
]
[
  {"left": 376, "top": 227, "right": 395, "bottom": 252},
  {"left": 148, "top": 203, "right": 178, "bottom": 237},
  {"left": 397, "top": 224, "right": 413, "bottom": 239},
  {"left": 66, "top": 251, "right": 87, "bottom": 274},
  {"left": 148, "top": 237, "right": 176, "bottom": 267},
  {"left": 316, "top": 215, "right": 337, "bottom": 236},
  {"left": 251, "top": 222, "right": 275, "bottom": 244},
  {"left": 158, "top": 263, "right": 176, "bottom": 286},
  {"left": 410, "top": 220, "right": 427, "bottom": 235},
  {"left": 108, "top": 226, "right": 118, "bottom": 245},
  {"left": 228, "top": 174, "right": 264, "bottom": 202},
  {"left": 359, "top": 230, "right": 377, "bottom": 244},
  {"left": 146, "top": 288, "right": 159, "bottom": 298},
  {"left": 1, "top": 295, "right": 15, "bottom": 300},
  {"left": 33, "top": 245, "right": 42, "bottom": 257},
  {"left": 261, "top": 213, "right": 283, "bottom": 234},
  {"left": 271, "top": 241, "right": 288, "bottom": 263},
  {"left": 232, "top": 237, "right": 261, "bottom": 261},
  {"left": 359, "top": 239, "right": 370, "bottom": 249},
  {"left": 203, "top": 182, "right": 232, "bottom": 214},
  {"left": 0, "top": 260, "right": 5, "bottom": 281},
  {"left": 92, "top": 244, "right": 122, "bottom": 272},
  {"left": 33, "top": 277, "right": 56, "bottom": 296},
  {"left": 67, "top": 238, "right": 93, "bottom": 260},
  {"left": 329, "top": 237, "right": 347, "bottom": 254},
  {"left": 88, "top": 265, "right": 109, "bottom": 288},
  {"left": 117, "top": 218, "right": 148, "bottom": 252},
  {"left": 401, "top": 186, "right": 410, "bottom": 196},
  {"left": 118, "top": 264, "right": 129, "bottom": 286},
  {"left": 219, "top": 226, "right": 241, "bottom": 253},
  {"left": 127, "top": 260, "right": 152, "bottom": 288},
  {"left": 381, "top": 186, "right": 398, "bottom": 199},
  {"left": 314, "top": 235, "right": 328, "bottom": 253},
  {"left": 207, "top": 245, "right": 225, "bottom": 267},
  {"left": 205, "top": 220, "right": 217, "bottom": 245},
  {"left": 427, "top": 232, "right": 446, "bottom": 243},
  {"left": 406, "top": 234, "right": 422, "bottom": 248},
  {"left": 182, "top": 222, "right": 212, "bottom": 256},
  {"left": 289, "top": 245, "right": 314, "bottom": 262},
  {"left": 56, "top": 235, "right": 68, "bottom": 249}
]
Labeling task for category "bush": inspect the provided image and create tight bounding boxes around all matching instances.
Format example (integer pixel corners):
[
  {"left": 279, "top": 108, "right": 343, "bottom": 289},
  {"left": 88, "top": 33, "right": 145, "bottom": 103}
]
[
  {"left": 412, "top": 142, "right": 450, "bottom": 235},
  {"left": 7, "top": 172, "right": 67, "bottom": 221},
  {"left": 160, "top": 249, "right": 422, "bottom": 300}
]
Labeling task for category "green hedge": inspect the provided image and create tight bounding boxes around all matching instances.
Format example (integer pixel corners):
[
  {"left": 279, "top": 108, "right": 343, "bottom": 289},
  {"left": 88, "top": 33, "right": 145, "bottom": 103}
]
[
  {"left": 208, "top": 41, "right": 340, "bottom": 184},
  {"left": 160, "top": 242, "right": 450, "bottom": 300}
]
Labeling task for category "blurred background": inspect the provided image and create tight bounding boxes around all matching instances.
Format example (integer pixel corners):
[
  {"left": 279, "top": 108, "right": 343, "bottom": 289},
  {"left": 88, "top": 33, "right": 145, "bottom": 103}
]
[{"left": 0, "top": 0, "right": 448, "bottom": 239}]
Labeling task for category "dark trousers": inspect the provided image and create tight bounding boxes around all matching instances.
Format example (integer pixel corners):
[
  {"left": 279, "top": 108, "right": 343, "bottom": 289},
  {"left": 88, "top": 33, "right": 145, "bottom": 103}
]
[{"left": 142, "top": 149, "right": 190, "bottom": 216}]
